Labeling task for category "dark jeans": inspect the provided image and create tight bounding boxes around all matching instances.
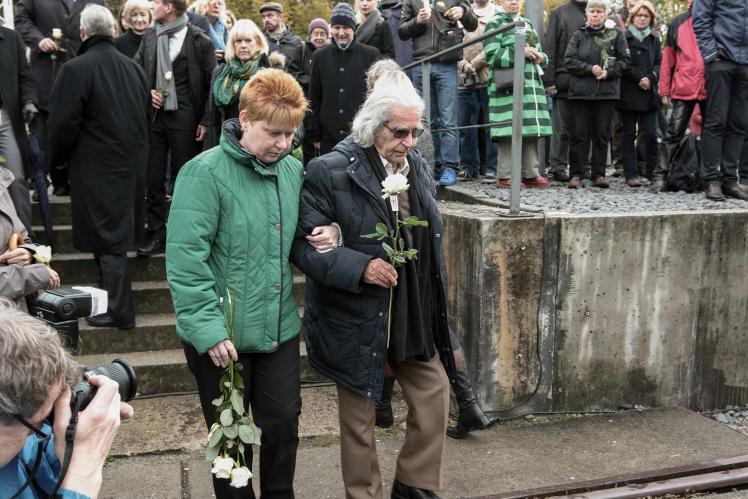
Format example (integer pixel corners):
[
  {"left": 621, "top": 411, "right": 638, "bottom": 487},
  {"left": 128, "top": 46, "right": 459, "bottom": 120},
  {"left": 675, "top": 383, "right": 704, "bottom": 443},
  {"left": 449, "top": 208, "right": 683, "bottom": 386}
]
[
  {"left": 655, "top": 99, "right": 706, "bottom": 177},
  {"left": 568, "top": 100, "right": 614, "bottom": 180},
  {"left": 701, "top": 59, "right": 748, "bottom": 184},
  {"left": 93, "top": 252, "right": 134, "bottom": 325},
  {"left": 458, "top": 86, "right": 497, "bottom": 177},
  {"left": 620, "top": 110, "right": 658, "bottom": 179},
  {"left": 183, "top": 336, "right": 301, "bottom": 499}
]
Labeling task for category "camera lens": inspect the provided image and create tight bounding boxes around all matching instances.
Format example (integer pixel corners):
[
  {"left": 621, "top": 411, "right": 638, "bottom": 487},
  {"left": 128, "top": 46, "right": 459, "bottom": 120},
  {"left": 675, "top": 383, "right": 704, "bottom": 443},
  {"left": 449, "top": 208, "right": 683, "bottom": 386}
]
[{"left": 73, "top": 359, "right": 138, "bottom": 411}]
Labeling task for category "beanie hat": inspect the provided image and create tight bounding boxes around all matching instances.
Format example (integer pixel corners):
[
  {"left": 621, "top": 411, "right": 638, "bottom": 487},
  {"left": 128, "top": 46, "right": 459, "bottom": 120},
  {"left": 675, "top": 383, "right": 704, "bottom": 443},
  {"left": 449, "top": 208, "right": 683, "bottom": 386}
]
[
  {"left": 330, "top": 3, "right": 356, "bottom": 30},
  {"left": 308, "top": 18, "right": 330, "bottom": 36}
]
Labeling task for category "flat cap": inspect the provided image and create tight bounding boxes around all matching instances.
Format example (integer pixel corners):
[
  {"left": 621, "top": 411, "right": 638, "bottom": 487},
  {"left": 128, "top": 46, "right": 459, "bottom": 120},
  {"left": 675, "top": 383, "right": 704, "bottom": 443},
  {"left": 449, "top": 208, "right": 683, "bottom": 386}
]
[{"left": 259, "top": 2, "right": 283, "bottom": 13}]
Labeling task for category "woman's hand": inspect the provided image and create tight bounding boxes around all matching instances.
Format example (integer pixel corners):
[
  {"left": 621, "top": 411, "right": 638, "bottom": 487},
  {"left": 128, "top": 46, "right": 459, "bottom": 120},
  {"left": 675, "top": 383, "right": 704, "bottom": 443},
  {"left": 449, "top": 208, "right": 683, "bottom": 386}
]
[
  {"left": 591, "top": 64, "right": 603, "bottom": 77},
  {"left": 47, "top": 267, "right": 60, "bottom": 289},
  {"left": 0, "top": 248, "right": 33, "bottom": 265},
  {"left": 306, "top": 225, "right": 340, "bottom": 253},
  {"left": 596, "top": 69, "right": 608, "bottom": 80},
  {"left": 151, "top": 89, "right": 164, "bottom": 110},
  {"left": 639, "top": 77, "right": 651, "bottom": 90},
  {"left": 208, "top": 339, "right": 238, "bottom": 368}
]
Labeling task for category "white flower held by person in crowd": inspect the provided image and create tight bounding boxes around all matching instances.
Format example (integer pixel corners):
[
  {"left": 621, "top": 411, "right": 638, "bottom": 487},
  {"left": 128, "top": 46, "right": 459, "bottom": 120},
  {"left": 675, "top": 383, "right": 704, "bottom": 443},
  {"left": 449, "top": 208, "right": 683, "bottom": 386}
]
[
  {"left": 52, "top": 28, "right": 62, "bottom": 39},
  {"left": 164, "top": 71, "right": 173, "bottom": 82},
  {"left": 211, "top": 456, "right": 235, "bottom": 479},
  {"left": 604, "top": 19, "right": 616, "bottom": 30},
  {"left": 33, "top": 245, "right": 53, "bottom": 265},
  {"left": 381, "top": 173, "right": 409, "bottom": 199},
  {"left": 230, "top": 466, "right": 252, "bottom": 488}
]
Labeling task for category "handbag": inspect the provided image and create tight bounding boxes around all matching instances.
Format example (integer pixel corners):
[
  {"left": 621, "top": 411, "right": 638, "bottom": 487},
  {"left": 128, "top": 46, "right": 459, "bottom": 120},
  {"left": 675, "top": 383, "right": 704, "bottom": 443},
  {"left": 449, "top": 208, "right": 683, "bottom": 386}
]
[{"left": 492, "top": 67, "right": 514, "bottom": 93}]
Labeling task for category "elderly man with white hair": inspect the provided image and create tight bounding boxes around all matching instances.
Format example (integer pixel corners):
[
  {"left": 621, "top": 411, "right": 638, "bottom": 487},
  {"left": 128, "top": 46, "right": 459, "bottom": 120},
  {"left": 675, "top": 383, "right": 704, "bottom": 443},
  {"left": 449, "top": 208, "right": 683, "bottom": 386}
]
[{"left": 292, "top": 70, "right": 453, "bottom": 499}]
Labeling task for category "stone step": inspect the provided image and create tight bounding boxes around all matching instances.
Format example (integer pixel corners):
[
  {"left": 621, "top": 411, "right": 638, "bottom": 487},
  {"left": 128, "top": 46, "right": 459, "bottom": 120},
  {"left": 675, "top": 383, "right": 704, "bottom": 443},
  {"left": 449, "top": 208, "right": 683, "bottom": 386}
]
[
  {"left": 34, "top": 224, "right": 73, "bottom": 253},
  {"left": 74, "top": 342, "right": 324, "bottom": 396},
  {"left": 31, "top": 195, "right": 73, "bottom": 227}
]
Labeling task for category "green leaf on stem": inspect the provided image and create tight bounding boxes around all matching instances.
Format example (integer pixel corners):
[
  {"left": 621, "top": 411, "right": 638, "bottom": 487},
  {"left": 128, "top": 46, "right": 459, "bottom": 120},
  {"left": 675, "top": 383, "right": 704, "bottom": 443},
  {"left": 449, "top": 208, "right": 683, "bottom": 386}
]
[
  {"left": 208, "top": 425, "right": 223, "bottom": 447},
  {"left": 402, "top": 216, "right": 429, "bottom": 227},
  {"left": 238, "top": 425, "right": 253, "bottom": 444},
  {"left": 230, "top": 389, "right": 243, "bottom": 415},
  {"left": 211, "top": 394, "right": 224, "bottom": 407},
  {"left": 382, "top": 242, "right": 394, "bottom": 256},
  {"left": 206, "top": 443, "right": 220, "bottom": 462},
  {"left": 220, "top": 408, "right": 233, "bottom": 426},
  {"left": 223, "top": 423, "right": 238, "bottom": 439}
]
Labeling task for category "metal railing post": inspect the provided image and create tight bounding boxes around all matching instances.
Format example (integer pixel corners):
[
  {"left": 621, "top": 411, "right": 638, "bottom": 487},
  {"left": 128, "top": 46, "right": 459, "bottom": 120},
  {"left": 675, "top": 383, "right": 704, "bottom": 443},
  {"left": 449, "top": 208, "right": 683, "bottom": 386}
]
[
  {"left": 509, "top": 22, "right": 526, "bottom": 215},
  {"left": 422, "top": 61, "right": 432, "bottom": 130}
]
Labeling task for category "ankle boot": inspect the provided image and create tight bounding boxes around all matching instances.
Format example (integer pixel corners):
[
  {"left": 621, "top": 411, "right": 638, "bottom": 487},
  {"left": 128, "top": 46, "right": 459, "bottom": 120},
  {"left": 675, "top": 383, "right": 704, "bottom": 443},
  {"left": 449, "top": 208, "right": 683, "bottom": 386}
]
[
  {"left": 375, "top": 376, "right": 395, "bottom": 428},
  {"left": 447, "top": 368, "right": 497, "bottom": 439}
]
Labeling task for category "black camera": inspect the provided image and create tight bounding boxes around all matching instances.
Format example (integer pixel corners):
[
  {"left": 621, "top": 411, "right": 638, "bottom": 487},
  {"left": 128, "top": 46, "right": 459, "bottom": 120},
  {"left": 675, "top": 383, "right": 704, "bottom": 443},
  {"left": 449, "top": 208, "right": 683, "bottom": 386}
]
[
  {"left": 72, "top": 360, "right": 138, "bottom": 411},
  {"left": 30, "top": 287, "right": 107, "bottom": 350}
]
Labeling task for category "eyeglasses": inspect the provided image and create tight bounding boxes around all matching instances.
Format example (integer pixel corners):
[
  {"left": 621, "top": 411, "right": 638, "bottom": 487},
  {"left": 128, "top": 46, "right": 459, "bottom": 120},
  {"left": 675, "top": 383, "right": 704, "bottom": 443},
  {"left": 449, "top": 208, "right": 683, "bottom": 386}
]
[
  {"left": 15, "top": 414, "right": 52, "bottom": 443},
  {"left": 384, "top": 122, "right": 424, "bottom": 140}
]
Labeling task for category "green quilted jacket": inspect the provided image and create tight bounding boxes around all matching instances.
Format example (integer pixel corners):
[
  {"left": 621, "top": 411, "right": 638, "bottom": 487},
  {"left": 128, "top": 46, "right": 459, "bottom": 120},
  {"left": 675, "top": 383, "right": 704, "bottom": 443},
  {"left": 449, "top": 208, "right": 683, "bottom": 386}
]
[{"left": 166, "top": 120, "right": 304, "bottom": 354}]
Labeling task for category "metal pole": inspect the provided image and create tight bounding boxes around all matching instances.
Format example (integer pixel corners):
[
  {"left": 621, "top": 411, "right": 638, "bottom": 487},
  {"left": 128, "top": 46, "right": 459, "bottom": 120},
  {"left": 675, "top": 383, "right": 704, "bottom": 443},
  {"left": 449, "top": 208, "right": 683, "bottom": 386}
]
[
  {"left": 509, "top": 22, "right": 526, "bottom": 215},
  {"left": 422, "top": 61, "right": 432, "bottom": 130}
]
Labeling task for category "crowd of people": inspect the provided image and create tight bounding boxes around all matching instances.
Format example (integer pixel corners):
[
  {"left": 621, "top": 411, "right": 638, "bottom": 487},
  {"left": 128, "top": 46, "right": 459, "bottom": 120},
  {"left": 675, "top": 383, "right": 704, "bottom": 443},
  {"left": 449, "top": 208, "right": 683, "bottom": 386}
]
[{"left": 1, "top": 0, "right": 747, "bottom": 497}]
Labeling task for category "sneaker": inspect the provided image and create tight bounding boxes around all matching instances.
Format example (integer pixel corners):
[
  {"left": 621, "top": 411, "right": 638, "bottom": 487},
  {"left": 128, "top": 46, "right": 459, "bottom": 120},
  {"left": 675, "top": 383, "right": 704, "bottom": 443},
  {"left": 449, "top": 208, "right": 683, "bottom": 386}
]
[
  {"left": 497, "top": 178, "right": 526, "bottom": 188},
  {"left": 523, "top": 176, "right": 551, "bottom": 188},
  {"left": 439, "top": 168, "right": 457, "bottom": 187}
]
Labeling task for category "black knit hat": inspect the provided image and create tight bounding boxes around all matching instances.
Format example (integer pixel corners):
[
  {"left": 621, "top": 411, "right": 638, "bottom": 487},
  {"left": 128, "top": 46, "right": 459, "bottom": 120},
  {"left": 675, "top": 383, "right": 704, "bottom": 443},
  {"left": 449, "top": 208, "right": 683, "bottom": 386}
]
[{"left": 330, "top": 2, "right": 356, "bottom": 30}]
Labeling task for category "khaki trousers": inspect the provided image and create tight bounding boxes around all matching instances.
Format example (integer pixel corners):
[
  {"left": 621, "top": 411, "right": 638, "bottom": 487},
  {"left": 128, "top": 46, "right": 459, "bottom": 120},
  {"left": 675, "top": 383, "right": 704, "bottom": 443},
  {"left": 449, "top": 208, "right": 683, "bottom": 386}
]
[{"left": 336, "top": 354, "right": 450, "bottom": 499}]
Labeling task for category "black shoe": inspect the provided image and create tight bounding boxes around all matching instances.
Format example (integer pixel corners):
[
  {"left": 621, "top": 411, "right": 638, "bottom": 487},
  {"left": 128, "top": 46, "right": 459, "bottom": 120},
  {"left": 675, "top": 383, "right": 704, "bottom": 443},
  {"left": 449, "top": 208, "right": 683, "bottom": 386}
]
[
  {"left": 375, "top": 376, "right": 396, "bottom": 428},
  {"left": 85, "top": 314, "right": 135, "bottom": 330},
  {"left": 447, "top": 367, "right": 498, "bottom": 439},
  {"left": 391, "top": 479, "right": 441, "bottom": 499},
  {"left": 52, "top": 185, "right": 70, "bottom": 196},
  {"left": 705, "top": 182, "right": 726, "bottom": 201},
  {"left": 137, "top": 233, "right": 165, "bottom": 257},
  {"left": 551, "top": 170, "right": 570, "bottom": 182},
  {"left": 723, "top": 183, "right": 748, "bottom": 201}
]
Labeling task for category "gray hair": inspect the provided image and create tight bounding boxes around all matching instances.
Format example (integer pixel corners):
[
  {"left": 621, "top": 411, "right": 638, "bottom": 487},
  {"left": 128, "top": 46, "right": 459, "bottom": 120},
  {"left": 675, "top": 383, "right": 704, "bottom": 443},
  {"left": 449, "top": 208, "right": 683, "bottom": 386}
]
[
  {"left": 352, "top": 70, "right": 424, "bottom": 148},
  {"left": 0, "top": 301, "right": 78, "bottom": 424},
  {"left": 123, "top": 0, "right": 153, "bottom": 25},
  {"left": 81, "top": 4, "right": 116, "bottom": 37},
  {"left": 586, "top": 0, "right": 611, "bottom": 14},
  {"left": 366, "top": 59, "right": 402, "bottom": 92}
]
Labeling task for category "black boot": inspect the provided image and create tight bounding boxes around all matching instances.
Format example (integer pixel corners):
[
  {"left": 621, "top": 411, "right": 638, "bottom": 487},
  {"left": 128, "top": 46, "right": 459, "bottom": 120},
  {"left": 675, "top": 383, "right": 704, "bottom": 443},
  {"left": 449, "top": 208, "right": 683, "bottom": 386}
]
[
  {"left": 375, "top": 376, "right": 395, "bottom": 428},
  {"left": 447, "top": 368, "right": 497, "bottom": 439},
  {"left": 391, "top": 479, "right": 441, "bottom": 498}
]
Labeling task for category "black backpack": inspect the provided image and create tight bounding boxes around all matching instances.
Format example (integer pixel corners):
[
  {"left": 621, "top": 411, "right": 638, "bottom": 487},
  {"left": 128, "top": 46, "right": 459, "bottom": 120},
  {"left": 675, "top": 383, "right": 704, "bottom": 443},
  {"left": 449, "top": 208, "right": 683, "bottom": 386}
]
[{"left": 666, "top": 134, "right": 703, "bottom": 193}]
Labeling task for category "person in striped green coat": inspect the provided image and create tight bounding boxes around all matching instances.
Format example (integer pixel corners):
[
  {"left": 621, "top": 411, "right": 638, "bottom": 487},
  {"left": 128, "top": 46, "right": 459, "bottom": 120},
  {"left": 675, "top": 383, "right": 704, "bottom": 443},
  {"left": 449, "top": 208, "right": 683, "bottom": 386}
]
[{"left": 484, "top": 0, "right": 551, "bottom": 188}]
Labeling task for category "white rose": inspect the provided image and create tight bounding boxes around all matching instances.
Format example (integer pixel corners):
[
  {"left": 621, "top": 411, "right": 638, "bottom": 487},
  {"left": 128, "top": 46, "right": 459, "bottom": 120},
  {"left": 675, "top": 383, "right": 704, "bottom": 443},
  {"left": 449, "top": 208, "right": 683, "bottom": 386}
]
[
  {"left": 33, "top": 245, "right": 53, "bottom": 265},
  {"left": 230, "top": 466, "right": 252, "bottom": 488},
  {"left": 211, "top": 456, "right": 235, "bottom": 479},
  {"left": 164, "top": 71, "right": 173, "bottom": 81},
  {"left": 381, "top": 173, "right": 409, "bottom": 199},
  {"left": 604, "top": 19, "right": 616, "bottom": 30},
  {"left": 52, "top": 28, "right": 62, "bottom": 39}
]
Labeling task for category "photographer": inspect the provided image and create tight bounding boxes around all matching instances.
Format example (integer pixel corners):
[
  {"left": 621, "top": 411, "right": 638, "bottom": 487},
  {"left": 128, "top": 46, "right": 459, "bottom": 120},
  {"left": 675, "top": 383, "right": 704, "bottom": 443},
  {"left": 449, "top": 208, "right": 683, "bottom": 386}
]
[
  {"left": 0, "top": 169, "right": 60, "bottom": 312},
  {"left": 0, "top": 303, "right": 134, "bottom": 498}
]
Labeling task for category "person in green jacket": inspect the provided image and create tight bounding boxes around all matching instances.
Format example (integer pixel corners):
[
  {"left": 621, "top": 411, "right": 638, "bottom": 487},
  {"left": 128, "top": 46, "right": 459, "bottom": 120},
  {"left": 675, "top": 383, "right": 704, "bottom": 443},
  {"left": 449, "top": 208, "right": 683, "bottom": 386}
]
[{"left": 165, "top": 68, "right": 339, "bottom": 498}]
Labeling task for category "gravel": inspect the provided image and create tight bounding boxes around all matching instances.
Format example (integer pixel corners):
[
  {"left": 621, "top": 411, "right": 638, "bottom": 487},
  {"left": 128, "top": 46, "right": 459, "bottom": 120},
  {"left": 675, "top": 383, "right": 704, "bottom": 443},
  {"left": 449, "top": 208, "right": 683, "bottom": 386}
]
[
  {"left": 454, "top": 170, "right": 748, "bottom": 214},
  {"left": 710, "top": 405, "right": 748, "bottom": 438}
]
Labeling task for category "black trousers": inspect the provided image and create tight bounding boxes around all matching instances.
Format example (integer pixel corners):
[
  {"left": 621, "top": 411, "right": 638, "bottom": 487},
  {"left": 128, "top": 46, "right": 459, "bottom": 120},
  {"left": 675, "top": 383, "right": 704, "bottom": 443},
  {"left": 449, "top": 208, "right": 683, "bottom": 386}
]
[
  {"left": 183, "top": 336, "right": 301, "bottom": 499},
  {"left": 702, "top": 59, "right": 748, "bottom": 184},
  {"left": 38, "top": 110, "right": 68, "bottom": 189},
  {"left": 568, "top": 100, "right": 615, "bottom": 180},
  {"left": 620, "top": 110, "right": 658, "bottom": 179},
  {"left": 146, "top": 122, "right": 200, "bottom": 236},
  {"left": 655, "top": 99, "right": 706, "bottom": 177},
  {"left": 93, "top": 252, "right": 134, "bottom": 325},
  {"left": 548, "top": 97, "right": 571, "bottom": 174}
]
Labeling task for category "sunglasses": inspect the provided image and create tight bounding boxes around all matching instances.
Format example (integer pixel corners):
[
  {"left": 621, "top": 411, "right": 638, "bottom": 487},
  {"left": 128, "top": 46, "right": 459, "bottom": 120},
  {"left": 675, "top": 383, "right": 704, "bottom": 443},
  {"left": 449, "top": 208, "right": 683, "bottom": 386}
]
[{"left": 384, "top": 122, "right": 424, "bottom": 140}]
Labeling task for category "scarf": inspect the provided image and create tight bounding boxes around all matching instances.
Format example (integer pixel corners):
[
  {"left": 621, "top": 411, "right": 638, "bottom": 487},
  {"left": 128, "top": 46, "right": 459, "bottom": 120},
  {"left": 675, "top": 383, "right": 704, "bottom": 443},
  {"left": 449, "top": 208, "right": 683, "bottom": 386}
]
[
  {"left": 208, "top": 18, "right": 226, "bottom": 51},
  {"left": 155, "top": 14, "right": 188, "bottom": 111},
  {"left": 355, "top": 9, "right": 382, "bottom": 45},
  {"left": 628, "top": 24, "right": 651, "bottom": 42},
  {"left": 212, "top": 54, "right": 261, "bottom": 112}
]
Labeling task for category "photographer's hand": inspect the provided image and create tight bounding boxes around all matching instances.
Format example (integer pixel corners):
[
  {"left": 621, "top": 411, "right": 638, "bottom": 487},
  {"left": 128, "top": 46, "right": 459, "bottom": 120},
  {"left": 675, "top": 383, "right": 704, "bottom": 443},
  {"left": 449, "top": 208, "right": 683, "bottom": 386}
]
[{"left": 53, "top": 376, "right": 133, "bottom": 498}]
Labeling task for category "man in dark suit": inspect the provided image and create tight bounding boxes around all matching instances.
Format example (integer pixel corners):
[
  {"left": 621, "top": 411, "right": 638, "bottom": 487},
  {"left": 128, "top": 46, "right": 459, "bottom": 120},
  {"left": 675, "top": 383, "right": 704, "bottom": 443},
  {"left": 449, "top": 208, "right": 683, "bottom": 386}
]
[
  {"left": 134, "top": 0, "right": 216, "bottom": 256},
  {"left": 14, "top": 0, "right": 105, "bottom": 196},
  {"left": 47, "top": 4, "right": 149, "bottom": 329}
]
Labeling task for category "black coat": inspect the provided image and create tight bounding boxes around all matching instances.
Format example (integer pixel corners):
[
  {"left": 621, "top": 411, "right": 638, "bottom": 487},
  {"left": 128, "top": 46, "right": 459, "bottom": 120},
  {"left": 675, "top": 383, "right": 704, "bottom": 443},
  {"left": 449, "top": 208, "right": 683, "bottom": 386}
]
[
  {"left": 263, "top": 27, "right": 302, "bottom": 70},
  {"left": 288, "top": 40, "right": 318, "bottom": 95},
  {"left": 308, "top": 41, "right": 380, "bottom": 154},
  {"left": 291, "top": 136, "right": 453, "bottom": 400},
  {"left": 47, "top": 36, "right": 149, "bottom": 253},
  {"left": 14, "top": 0, "right": 106, "bottom": 111},
  {"left": 134, "top": 24, "right": 216, "bottom": 126},
  {"left": 617, "top": 31, "right": 661, "bottom": 112},
  {"left": 114, "top": 29, "right": 143, "bottom": 58},
  {"left": 356, "top": 12, "right": 396, "bottom": 59},
  {"left": 0, "top": 27, "right": 36, "bottom": 175},
  {"left": 542, "top": 0, "right": 587, "bottom": 97},
  {"left": 564, "top": 25, "right": 630, "bottom": 101}
]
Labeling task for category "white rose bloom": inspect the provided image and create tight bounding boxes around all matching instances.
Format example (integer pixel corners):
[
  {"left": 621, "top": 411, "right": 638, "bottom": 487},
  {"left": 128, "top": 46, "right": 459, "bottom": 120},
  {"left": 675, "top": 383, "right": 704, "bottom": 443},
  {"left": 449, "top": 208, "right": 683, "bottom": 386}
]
[
  {"left": 211, "top": 456, "right": 235, "bottom": 479},
  {"left": 52, "top": 28, "right": 62, "bottom": 38},
  {"left": 34, "top": 245, "right": 53, "bottom": 264},
  {"left": 381, "top": 173, "right": 409, "bottom": 199},
  {"left": 604, "top": 19, "right": 616, "bottom": 30},
  {"left": 164, "top": 71, "right": 173, "bottom": 81},
  {"left": 230, "top": 466, "right": 253, "bottom": 488}
]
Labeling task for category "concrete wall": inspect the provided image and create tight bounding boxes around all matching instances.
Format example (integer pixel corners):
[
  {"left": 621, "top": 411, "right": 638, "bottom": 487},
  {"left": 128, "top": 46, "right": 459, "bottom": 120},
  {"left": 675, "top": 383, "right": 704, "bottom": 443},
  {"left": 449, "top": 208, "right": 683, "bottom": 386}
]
[{"left": 440, "top": 203, "right": 748, "bottom": 413}]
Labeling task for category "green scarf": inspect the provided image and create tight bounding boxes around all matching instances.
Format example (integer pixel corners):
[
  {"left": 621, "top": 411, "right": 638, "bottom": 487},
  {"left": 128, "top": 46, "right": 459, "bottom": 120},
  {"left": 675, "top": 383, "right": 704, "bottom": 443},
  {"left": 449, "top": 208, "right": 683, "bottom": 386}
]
[
  {"left": 212, "top": 55, "right": 261, "bottom": 110},
  {"left": 628, "top": 25, "right": 651, "bottom": 42}
]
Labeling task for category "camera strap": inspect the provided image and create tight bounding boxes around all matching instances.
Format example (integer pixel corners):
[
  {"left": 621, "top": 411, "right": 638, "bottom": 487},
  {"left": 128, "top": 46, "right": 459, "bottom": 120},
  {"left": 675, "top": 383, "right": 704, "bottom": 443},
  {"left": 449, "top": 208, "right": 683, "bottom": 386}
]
[
  {"left": 9, "top": 441, "right": 45, "bottom": 499},
  {"left": 48, "top": 393, "right": 82, "bottom": 498}
]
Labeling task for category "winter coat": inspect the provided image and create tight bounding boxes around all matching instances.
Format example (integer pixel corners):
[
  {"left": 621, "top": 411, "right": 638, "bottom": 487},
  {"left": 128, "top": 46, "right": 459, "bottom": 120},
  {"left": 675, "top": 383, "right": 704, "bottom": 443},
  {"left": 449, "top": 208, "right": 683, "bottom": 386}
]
[
  {"left": 307, "top": 41, "right": 380, "bottom": 155},
  {"left": 457, "top": 1, "right": 497, "bottom": 88},
  {"left": 166, "top": 119, "right": 304, "bottom": 354},
  {"left": 617, "top": 30, "right": 661, "bottom": 113},
  {"left": 13, "top": 0, "right": 105, "bottom": 111},
  {"left": 356, "top": 10, "right": 396, "bottom": 59},
  {"left": 542, "top": 0, "right": 587, "bottom": 97},
  {"left": 134, "top": 24, "right": 216, "bottom": 127},
  {"left": 398, "top": 0, "right": 477, "bottom": 61},
  {"left": 114, "top": 29, "right": 143, "bottom": 59},
  {"left": 263, "top": 27, "right": 303, "bottom": 70},
  {"left": 0, "top": 27, "right": 36, "bottom": 177},
  {"left": 0, "top": 170, "right": 47, "bottom": 313},
  {"left": 659, "top": 11, "right": 706, "bottom": 102},
  {"left": 484, "top": 12, "right": 551, "bottom": 138},
  {"left": 564, "top": 25, "right": 630, "bottom": 101},
  {"left": 381, "top": 1, "right": 413, "bottom": 69},
  {"left": 288, "top": 40, "right": 319, "bottom": 95},
  {"left": 47, "top": 36, "right": 149, "bottom": 254},
  {"left": 290, "top": 135, "right": 453, "bottom": 400},
  {"left": 692, "top": 0, "right": 748, "bottom": 65}
]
